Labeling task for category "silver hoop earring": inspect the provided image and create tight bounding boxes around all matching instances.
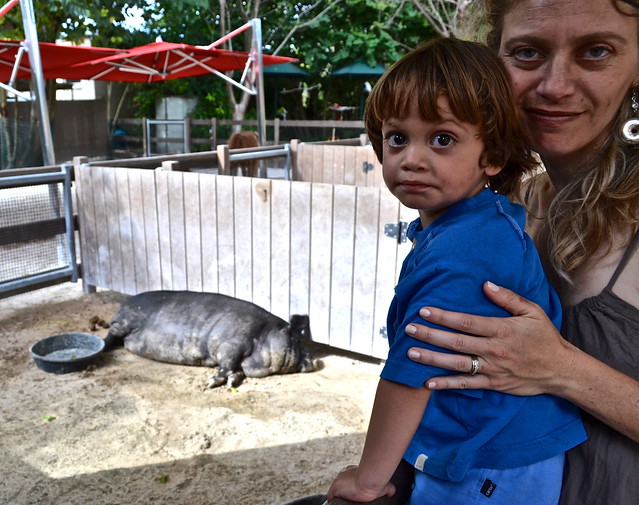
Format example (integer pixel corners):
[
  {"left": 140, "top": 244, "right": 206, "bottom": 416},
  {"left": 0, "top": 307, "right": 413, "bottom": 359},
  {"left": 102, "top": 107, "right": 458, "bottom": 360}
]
[{"left": 621, "top": 89, "right": 639, "bottom": 144}]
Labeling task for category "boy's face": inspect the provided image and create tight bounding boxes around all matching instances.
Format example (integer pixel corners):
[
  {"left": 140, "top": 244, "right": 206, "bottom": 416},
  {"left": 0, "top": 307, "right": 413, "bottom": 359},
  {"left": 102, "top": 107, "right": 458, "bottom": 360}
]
[{"left": 381, "top": 95, "right": 502, "bottom": 227}]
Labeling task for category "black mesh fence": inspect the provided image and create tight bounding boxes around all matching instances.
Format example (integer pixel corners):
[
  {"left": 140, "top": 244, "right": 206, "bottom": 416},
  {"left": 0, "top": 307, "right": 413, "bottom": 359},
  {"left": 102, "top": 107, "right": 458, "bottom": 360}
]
[
  {"left": 0, "top": 181, "right": 70, "bottom": 285},
  {"left": 0, "top": 115, "right": 43, "bottom": 170}
]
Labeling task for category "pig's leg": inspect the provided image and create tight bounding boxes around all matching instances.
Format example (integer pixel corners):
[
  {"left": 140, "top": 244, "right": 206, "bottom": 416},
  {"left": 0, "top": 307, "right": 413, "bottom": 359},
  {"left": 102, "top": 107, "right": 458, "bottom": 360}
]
[{"left": 206, "top": 340, "right": 248, "bottom": 388}]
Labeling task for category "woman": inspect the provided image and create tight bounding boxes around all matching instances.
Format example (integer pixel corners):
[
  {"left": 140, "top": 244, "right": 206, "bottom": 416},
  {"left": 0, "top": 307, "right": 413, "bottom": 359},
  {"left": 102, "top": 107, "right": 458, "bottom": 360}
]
[{"left": 403, "top": 0, "right": 639, "bottom": 504}]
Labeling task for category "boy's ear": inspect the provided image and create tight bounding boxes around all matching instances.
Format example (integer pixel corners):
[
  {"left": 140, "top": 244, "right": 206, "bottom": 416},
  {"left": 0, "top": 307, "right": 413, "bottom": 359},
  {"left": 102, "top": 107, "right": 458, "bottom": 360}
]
[
  {"left": 479, "top": 151, "right": 503, "bottom": 176},
  {"left": 484, "top": 163, "right": 503, "bottom": 177}
]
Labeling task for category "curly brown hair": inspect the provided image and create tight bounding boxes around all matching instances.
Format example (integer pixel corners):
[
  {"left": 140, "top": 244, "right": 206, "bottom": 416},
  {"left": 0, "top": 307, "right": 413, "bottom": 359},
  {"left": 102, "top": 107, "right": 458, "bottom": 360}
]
[{"left": 364, "top": 37, "right": 537, "bottom": 198}]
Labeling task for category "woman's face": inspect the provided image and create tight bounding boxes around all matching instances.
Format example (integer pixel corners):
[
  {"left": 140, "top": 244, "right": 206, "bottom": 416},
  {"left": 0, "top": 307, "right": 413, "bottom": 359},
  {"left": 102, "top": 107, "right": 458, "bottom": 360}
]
[{"left": 498, "top": 0, "right": 639, "bottom": 174}]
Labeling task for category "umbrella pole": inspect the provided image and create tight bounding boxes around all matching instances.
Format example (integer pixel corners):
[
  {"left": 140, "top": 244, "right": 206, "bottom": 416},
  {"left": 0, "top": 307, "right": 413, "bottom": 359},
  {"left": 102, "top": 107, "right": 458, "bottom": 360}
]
[
  {"left": 20, "top": 0, "right": 55, "bottom": 165},
  {"left": 250, "top": 18, "right": 267, "bottom": 177}
]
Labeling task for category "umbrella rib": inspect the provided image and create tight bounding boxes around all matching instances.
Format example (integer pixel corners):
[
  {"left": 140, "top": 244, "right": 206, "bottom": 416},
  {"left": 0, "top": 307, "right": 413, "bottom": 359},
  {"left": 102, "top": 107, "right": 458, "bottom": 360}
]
[
  {"left": 169, "top": 49, "right": 255, "bottom": 94},
  {"left": 115, "top": 57, "right": 164, "bottom": 77}
]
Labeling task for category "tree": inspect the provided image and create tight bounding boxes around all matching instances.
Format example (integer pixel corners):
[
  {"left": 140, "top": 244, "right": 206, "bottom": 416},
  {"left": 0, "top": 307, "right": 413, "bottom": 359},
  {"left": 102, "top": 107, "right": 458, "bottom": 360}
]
[
  {"left": 0, "top": 1, "right": 146, "bottom": 167},
  {"left": 140, "top": 0, "right": 435, "bottom": 124},
  {"left": 409, "top": 0, "right": 477, "bottom": 37}
]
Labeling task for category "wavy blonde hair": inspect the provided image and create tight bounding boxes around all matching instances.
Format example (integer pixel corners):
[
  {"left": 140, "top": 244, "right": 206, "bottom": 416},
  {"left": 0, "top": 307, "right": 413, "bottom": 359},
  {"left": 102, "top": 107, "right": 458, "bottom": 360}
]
[{"left": 477, "top": 0, "right": 639, "bottom": 281}]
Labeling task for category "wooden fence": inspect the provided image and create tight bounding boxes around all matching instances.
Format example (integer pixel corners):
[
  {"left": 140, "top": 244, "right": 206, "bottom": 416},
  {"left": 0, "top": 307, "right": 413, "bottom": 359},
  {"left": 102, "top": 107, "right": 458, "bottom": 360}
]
[{"left": 73, "top": 143, "right": 416, "bottom": 358}]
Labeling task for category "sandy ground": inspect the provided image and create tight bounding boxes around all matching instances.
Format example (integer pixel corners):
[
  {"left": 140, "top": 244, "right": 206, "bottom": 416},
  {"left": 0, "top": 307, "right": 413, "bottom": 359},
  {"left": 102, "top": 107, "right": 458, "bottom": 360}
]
[{"left": 0, "top": 283, "right": 382, "bottom": 505}]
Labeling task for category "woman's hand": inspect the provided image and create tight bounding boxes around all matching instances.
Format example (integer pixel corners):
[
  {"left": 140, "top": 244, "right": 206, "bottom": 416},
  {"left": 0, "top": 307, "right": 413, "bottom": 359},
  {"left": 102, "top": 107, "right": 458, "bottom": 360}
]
[{"left": 405, "top": 281, "right": 579, "bottom": 396}]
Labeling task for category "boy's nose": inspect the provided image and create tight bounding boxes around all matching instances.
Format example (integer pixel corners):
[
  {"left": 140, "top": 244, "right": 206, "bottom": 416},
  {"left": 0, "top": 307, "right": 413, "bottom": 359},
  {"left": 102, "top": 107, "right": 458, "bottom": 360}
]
[{"left": 402, "top": 144, "right": 428, "bottom": 170}]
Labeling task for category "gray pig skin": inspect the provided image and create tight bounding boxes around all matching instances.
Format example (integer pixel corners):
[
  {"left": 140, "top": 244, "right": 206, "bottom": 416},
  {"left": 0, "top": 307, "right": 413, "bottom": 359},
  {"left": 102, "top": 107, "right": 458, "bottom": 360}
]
[{"left": 105, "top": 291, "right": 321, "bottom": 387}]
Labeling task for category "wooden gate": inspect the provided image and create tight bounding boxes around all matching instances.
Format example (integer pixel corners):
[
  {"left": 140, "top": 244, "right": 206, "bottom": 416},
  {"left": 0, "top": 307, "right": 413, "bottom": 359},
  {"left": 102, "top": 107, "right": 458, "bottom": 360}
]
[{"left": 75, "top": 160, "right": 415, "bottom": 359}]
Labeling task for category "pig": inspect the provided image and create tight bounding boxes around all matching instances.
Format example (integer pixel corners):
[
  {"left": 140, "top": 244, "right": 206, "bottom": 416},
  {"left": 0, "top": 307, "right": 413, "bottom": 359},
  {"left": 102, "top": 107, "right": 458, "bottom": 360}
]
[{"left": 105, "top": 291, "right": 321, "bottom": 388}]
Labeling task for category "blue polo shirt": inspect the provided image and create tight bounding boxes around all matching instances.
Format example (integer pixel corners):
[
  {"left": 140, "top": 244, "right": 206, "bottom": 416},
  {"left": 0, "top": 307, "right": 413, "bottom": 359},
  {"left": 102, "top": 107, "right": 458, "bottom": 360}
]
[{"left": 382, "top": 188, "right": 586, "bottom": 482}]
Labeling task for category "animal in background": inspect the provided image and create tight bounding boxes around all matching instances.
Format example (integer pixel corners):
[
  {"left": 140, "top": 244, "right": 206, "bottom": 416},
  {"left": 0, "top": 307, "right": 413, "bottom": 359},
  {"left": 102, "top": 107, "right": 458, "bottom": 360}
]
[
  {"left": 105, "top": 290, "right": 321, "bottom": 388},
  {"left": 228, "top": 130, "right": 260, "bottom": 177}
]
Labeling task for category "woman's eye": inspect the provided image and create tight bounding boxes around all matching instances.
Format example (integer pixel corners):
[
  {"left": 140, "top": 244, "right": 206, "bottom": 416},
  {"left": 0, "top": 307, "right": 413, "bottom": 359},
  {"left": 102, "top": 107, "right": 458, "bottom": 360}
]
[
  {"left": 386, "top": 133, "right": 407, "bottom": 147},
  {"left": 512, "top": 47, "right": 541, "bottom": 61},
  {"left": 583, "top": 45, "right": 611, "bottom": 59},
  {"left": 430, "top": 134, "right": 455, "bottom": 148}
]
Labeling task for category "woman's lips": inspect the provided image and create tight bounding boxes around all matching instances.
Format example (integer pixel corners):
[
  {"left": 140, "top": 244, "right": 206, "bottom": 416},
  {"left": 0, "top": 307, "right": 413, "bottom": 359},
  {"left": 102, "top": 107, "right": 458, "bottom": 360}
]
[{"left": 524, "top": 108, "right": 582, "bottom": 127}]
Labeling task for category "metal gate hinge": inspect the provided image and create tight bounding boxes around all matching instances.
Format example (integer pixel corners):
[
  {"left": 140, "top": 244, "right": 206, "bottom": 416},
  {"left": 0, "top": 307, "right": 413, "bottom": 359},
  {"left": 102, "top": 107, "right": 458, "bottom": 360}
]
[{"left": 384, "top": 221, "right": 408, "bottom": 243}]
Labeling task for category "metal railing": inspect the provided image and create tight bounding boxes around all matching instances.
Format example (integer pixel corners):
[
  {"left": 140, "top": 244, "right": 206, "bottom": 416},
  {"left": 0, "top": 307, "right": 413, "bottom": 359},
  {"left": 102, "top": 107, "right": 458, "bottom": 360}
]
[{"left": 0, "top": 165, "right": 79, "bottom": 298}]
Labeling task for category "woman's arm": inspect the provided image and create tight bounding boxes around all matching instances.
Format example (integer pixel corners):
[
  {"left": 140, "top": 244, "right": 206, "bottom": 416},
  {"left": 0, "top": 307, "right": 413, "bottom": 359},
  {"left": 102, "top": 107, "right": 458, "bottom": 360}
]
[
  {"left": 405, "top": 281, "right": 639, "bottom": 443},
  {"left": 327, "top": 379, "right": 430, "bottom": 503}
]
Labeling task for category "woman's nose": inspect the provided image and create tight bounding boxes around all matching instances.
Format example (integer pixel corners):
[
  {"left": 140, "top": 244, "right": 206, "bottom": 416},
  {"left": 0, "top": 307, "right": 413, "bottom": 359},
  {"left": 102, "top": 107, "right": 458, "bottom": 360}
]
[{"left": 536, "top": 55, "right": 576, "bottom": 100}]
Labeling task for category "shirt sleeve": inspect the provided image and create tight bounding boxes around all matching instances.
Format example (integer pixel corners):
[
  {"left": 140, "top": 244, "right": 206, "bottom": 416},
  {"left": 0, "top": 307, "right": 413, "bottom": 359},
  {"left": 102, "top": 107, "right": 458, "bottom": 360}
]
[{"left": 381, "top": 213, "right": 538, "bottom": 391}]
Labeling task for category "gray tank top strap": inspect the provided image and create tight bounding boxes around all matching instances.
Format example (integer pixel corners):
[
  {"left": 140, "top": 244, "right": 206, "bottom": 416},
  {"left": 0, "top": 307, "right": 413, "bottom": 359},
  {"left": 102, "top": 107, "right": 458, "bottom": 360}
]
[{"left": 607, "top": 226, "right": 639, "bottom": 290}]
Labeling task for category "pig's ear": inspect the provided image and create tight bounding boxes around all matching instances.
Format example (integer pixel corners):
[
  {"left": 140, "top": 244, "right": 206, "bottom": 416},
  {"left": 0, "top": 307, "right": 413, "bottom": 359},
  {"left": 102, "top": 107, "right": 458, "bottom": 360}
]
[{"left": 289, "top": 315, "right": 311, "bottom": 339}]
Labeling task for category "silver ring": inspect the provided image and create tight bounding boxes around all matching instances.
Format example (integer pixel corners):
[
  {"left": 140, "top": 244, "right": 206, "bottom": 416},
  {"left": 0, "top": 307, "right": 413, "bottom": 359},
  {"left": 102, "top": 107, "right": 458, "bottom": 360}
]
[{"left": 469, "top": 355, "right": 480, "bottom": 376}]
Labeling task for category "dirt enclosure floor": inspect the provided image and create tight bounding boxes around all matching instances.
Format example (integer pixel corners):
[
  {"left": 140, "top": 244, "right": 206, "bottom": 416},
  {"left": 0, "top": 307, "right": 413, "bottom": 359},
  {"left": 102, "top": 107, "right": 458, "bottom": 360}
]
[{"left": 0, "top": 283, "right": 382, "bottom": 505}]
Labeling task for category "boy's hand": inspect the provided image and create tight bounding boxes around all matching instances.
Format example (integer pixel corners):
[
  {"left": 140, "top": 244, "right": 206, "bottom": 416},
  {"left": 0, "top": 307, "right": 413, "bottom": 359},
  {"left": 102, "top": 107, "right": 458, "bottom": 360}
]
[{"left": 327, "top": 465, "right": 396, "bottom": 503}]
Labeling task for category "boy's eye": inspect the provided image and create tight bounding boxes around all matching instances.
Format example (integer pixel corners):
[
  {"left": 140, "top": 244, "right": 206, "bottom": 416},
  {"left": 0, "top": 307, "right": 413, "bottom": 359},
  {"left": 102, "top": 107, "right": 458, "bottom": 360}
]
[
  {"left": 430, "top": 134, "right": 455, "bottom": 148},
  {"left": 386, "top": 133, "right": 408, "bottom": 147}
]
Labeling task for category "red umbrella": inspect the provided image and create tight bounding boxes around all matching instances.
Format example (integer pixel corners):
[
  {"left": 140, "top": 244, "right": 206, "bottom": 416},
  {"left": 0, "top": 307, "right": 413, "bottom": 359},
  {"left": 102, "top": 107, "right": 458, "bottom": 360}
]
[
  {"left": 59, "top": 41, "right": 297, "bottom": 83},
  {"left": 0, "top": 39, "right": 123, "bottom": 81}
]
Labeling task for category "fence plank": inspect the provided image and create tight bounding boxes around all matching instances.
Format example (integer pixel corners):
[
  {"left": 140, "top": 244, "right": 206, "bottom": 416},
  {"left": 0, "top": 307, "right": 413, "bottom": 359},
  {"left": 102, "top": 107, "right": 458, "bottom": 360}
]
[
  {"left": 289, "top": 180, "right": 311, "bottom": 317},
  {"left": 90, "top": 167, "right": 110, "bottom": 289},
  {"left": 216, "top": 175, "right": 236, "bottom": 296},
  {"left": 140, "top": 169, "right": 162, "bottom": 291},
  {"left": 351, "top": 186, "right": 381, "bottom": 356},
  {"left": 115, "top": 168, "right": 136, "bottom": 295},
  {"left": 343, "top": 144, "right": 357, "bottom": 186},
  {"left": 297, "top": 143, "right": 313, "bottom": 182},
  {"left": 329, "top": 185, "right": 356, "bottom": 351},
  {"left": 126, "top": 169, "right": 149, "bottom": 293},
  {"left": 354, "top": 146, "right": 370, "bottom": 187},
  {"left": 321, "top": 145, "right": 335, "bottom": 184},
  {"left": 371, "top": 150, "right": 384, "bottom": 189},
  {"left": 233, "top": 177, "right": 253, "bottom": 301},
  {"left": 371, "top": 191, "right": 401, "bottom": 358},
  {"left": 309, "top": 183, "right": 333, "bottom": 345},
  {"left": 183, "top": 172, "right": 203, "bottom": 292},
  {"left": 200, "top": 175, "right": 219, "bottom": 293},
  {"left": 74, "top": 165, "right": 98, "bottom": 288},
  {"left": 155, "top": 171, "right": 173, "bottom": 290},
  {"left": 332, "top": 146, "right": 347, "bottom": 185},
  {"left": 311, "top": 145, "right": 325, "bottom": 183},
  {"left": 252, "top": 178, "right": 272, "bottom": 311},
  {"left": 167, "top": 172, "right": 187, "bottom": 291},
  {"left": 104, "top": 167, "right": 125, "bottom": 292},
  {"left": 270, "top": 179, "right": 291, "bottom": 320}
]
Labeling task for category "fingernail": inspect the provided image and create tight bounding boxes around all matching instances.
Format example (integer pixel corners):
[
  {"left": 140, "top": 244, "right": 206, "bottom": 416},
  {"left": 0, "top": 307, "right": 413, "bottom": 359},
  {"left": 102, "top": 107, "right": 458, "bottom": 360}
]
[
  {"left": 427, "top": 381, "right": 436, "bottom": 389},
  {"left": 408, "top": 349, "right": 420, "bottom": 359},
  {"left": 486, "top": 281, "right": 499, "bottom": 292},
  {"left": 405, "top": 324, "right": 416, "bottom": 335},
  {"left": 419, "top": 308, "right": 431, "bottom": 318}
]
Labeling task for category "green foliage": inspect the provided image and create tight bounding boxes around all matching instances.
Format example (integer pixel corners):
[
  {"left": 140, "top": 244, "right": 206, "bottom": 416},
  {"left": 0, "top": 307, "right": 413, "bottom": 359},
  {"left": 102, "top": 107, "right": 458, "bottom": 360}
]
[
  {"left": 131, "top": 0, "right": 436, "bottom": 120},
  {"left": 0, "top": 0, "right": 441, "bottom": 121},
  {"left": 0, "top": 1, "right": 135, "bottom": 45}
]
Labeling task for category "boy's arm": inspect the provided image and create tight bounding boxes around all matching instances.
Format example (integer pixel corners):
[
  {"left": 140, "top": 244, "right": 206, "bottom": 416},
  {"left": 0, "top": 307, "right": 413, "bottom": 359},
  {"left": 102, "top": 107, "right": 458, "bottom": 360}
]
[{"left": 327, "top": 378, "right": 431, "bottom": 502}]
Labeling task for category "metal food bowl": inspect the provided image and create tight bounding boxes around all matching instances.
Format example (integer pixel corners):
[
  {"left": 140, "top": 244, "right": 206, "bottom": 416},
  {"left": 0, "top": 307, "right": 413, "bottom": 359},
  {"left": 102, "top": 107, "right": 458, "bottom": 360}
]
[{"left": 30, "top": 333, "right": 105, "bottom": 374}]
